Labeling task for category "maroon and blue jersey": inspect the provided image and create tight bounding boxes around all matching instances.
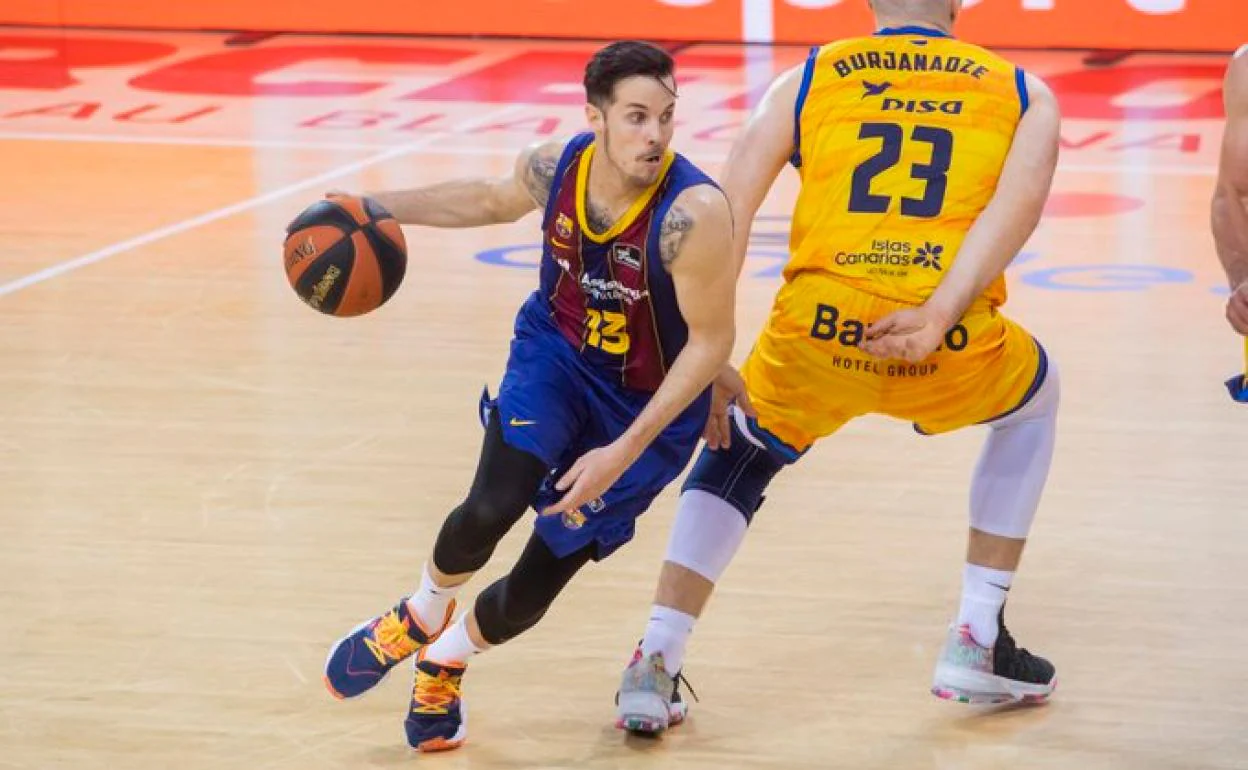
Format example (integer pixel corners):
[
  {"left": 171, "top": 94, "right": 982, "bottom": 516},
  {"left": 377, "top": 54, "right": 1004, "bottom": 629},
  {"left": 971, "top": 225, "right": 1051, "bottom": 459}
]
[
  {"left": 517, "top": 131, "right": 715, "bottom": 393},
  {"left": 483, "top": 133, "right": 720, "bottom": 561}
]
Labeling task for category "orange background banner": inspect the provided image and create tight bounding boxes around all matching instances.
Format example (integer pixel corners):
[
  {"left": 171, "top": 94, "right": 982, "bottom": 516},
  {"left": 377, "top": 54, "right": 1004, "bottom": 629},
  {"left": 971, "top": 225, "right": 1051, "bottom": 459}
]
[
  {"left": 0, "top": 0, "right": 743, "bottom": 41},
  {"left": 771, "top": 2, "right": 1241, "bottom": 52},
  {"left": 0, "top": 0, "right": 1239, "bottom": 52}
]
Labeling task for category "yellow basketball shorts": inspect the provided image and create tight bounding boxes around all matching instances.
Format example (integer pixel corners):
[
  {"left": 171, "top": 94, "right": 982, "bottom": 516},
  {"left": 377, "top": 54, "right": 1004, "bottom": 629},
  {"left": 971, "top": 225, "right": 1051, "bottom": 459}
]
[{"left": 740, "top": 276, "right": 1046, "bottom": 461}]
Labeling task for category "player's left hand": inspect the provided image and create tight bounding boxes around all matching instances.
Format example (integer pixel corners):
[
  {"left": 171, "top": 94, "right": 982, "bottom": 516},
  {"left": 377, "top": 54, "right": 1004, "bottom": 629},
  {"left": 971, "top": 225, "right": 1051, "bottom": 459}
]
[
  {"left": 861, "top": 305, "right": 954, "bottom": 363},
  {"left": 1226, "top": 281, "right": 1248, "bottom": 335},
  {"left": 704, "top": 365, "right": 756, "bottom": 451},
  {"left": 539, "top": 440, "right": 638, "bottom": 519}
]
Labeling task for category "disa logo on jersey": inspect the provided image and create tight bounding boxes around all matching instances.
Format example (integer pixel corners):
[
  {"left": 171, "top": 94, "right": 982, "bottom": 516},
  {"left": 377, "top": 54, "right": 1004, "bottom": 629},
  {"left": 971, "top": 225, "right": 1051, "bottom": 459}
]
[{"left": 882, "top": 98, "right": 964, "bottom": 114}]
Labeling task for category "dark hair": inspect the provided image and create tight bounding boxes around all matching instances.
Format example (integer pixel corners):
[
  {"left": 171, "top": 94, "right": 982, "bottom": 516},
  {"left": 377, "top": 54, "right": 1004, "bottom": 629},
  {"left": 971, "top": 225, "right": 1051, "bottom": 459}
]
[{"left": 583, "top": 41, "right": 675, "bottom": 109}]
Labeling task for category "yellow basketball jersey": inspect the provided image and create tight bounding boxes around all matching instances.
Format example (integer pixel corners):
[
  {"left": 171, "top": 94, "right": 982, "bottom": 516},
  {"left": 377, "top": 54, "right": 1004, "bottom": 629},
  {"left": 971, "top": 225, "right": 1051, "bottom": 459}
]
[{"left": 786, "top": 27, "right": 1029, "bottom": 308}]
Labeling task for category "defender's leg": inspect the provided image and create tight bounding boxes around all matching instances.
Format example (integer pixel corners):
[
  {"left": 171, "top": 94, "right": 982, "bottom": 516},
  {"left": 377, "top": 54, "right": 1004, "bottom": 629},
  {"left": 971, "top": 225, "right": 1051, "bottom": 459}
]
[
  {"left": 617, "top": 281, "right": 873, "bottom": 734},
  {"left": 616, "top": 413, "right": 789, "bottom": 733},
  {"left": 933, "top": 354, "right": 1061, "bottom": 704},
  {"left": 891, "top": 316, "right": 1061, "bottom": 706}
]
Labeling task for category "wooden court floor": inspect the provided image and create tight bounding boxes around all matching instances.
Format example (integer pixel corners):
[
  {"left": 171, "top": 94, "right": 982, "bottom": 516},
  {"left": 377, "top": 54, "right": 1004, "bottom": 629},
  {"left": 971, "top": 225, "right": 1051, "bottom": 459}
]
[{"left": 1, "top": 27, "right": 1246, "bottom": 770}]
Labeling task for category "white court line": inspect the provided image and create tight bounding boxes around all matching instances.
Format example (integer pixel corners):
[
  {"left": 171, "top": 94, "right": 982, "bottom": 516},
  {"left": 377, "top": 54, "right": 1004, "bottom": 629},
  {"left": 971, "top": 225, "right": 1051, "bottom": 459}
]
[
  {"left": 0, "top": 130, "right": 386, "bottom": 152},
  {"left": 0, "top": 107, "right": 522, "bottom": 299},
  {"left": 0, "top": 130, "right": 1219, "bottom": 177}
]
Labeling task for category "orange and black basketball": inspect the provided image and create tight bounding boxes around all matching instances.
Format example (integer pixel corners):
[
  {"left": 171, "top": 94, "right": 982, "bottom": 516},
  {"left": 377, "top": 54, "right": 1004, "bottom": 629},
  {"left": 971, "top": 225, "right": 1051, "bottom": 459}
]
[{"left": 282, "top": 195, "right": 407, "bottom": 317}]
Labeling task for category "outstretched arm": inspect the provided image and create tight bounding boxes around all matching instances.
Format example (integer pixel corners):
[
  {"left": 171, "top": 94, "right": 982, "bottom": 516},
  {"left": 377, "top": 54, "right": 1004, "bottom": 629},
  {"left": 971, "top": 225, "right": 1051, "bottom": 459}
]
[
  {"left": 542, "top": 184, "right": 736, "bottom": 517},
  {"left": 1213, "top": 47, "right": 1248, "bottom": 335},
  {"left": 359, "top": 137, "right": 564, "bottom": 228}
]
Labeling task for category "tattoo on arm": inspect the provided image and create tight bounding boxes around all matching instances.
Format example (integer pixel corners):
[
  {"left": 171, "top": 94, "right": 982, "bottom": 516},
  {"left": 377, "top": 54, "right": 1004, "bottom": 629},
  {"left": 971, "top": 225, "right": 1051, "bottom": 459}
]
[
  {"left": 522, "top": 147, "right": 559, "bottom": 207},
  {"left": 659, "top": 205, "right": 694, "bottom": 270}
]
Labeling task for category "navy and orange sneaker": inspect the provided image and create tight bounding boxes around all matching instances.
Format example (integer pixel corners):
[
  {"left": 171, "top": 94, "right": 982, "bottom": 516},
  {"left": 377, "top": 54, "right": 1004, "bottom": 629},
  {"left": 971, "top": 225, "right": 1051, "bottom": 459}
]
[
  {"left": 324, "top": 598, "right": 455, "bottom": 699},
  {"left": 405, "top": 654, "right": 468, "bottom": 752}
]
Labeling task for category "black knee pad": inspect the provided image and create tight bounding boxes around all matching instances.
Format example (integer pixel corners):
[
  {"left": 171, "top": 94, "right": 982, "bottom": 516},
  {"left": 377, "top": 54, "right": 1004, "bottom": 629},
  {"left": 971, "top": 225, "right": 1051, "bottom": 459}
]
[
  {"left": 473, "top": 575, "right": 549, "bottom": 646},
  {"left": 433, "top": 484, "right": 528, "bottom": 574},
  {"left": 680, "top": 422, "right": 785, "bottom": 524},
  {"left": 432, "top": 502, "right": 501, "bottom": 576},
  {"left": 432, "top": 413, "right": 548, "bottom": 575}
]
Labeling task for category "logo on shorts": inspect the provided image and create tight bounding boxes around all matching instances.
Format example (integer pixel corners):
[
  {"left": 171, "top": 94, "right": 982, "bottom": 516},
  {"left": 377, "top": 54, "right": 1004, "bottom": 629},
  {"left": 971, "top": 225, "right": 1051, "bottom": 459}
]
[
  {"left": 555, "top": 213, "right": 574, "bottom": 239},
  {"left": 509, "top": 417, "right": 537, "bottom": 427},
  {"left": 561, "top": 497, "right": 605, "bottom": 529},
  {"left": 914, "top": 242, "right": 944, "bottom": 271},
  {"left": 612, "top": 244, "right": 642, "bottom": 270}
]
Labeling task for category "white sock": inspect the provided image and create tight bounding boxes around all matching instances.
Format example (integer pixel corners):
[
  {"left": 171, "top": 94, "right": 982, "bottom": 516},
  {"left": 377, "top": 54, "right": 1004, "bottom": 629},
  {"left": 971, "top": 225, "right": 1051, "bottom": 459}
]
[
  {"left": 957, "top": 563, "right": 1013, "bottom": 648},
  {"left": 423, "top": 613, "right": 485, "bottom": 665},
  {"left": 407, "top": 562, "right": 463, "bottom": 632},
  {"left": 640, "top": 605, "right": 696, "bottom": 674}
]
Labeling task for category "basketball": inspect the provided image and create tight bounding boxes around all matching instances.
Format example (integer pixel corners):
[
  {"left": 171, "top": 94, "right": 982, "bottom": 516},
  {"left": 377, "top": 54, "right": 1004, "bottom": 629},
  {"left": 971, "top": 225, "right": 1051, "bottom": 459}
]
[{"left": 282, "top": 195, "right": 407, "bottom": 317}]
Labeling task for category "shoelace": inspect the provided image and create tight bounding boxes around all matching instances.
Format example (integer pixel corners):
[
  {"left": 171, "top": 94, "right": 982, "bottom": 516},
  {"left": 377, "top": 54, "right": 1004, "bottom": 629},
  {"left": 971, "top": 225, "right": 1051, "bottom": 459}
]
[
  {"left": 363, "top": 610, "right": 418, "bottom": 665},
  {"left": 614, "top": 654, "right": 699, "bottom": 706},
  {"left": 675, "top": 671, "right": 699, "bottom": 704},
  {"left": 412, "top": 666, "right": 462, "bottom": 714}
]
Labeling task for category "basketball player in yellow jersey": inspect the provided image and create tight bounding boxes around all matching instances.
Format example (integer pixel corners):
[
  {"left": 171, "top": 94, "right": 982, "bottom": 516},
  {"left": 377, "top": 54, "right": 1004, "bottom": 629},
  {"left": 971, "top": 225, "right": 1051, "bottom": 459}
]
[
  {"left": 1214, "top": 45, "right": 1248, "bottom": 401},
  {"left": 616, "top": 0, "right": 1062, "bottom": 733}
]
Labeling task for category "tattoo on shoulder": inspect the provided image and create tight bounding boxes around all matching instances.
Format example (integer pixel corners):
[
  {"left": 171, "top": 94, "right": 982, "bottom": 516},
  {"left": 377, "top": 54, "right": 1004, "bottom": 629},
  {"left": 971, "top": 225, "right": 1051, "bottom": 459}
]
[
  {"left": 523, "top": 145, "right": 560, "bottom": 207},
  {"left": 659, "top": 205, "right": 694, "bottom": 270}
]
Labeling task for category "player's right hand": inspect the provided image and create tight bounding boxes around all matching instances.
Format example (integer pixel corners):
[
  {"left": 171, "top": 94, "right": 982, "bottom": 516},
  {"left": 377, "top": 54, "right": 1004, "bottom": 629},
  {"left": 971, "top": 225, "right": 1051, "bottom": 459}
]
[
  {"left": 861, "top": 304, "right": 951, "bottom": 363},
  {"left": 703, "top": 365, "right": 755, "bottom": 451},
  {"left": 1227, "top": 281, "right": 1248, "bottom": 335}
]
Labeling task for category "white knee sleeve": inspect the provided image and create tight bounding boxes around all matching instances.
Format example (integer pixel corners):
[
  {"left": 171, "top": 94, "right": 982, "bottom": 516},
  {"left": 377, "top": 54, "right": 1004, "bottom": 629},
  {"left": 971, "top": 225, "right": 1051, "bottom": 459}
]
[
  {"left": 663, "top": 489, "right": 749, "bottom": 584},
  {"left": 969, "top": 359, "right": 1060, "bottom": 539}
]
